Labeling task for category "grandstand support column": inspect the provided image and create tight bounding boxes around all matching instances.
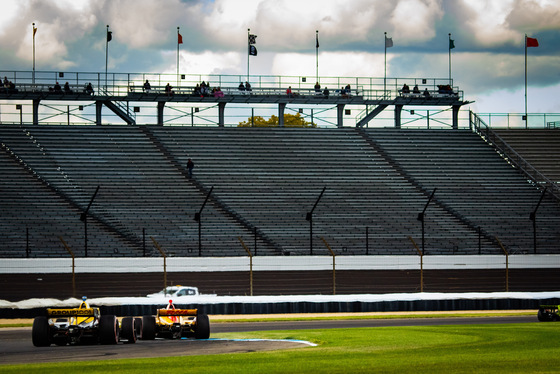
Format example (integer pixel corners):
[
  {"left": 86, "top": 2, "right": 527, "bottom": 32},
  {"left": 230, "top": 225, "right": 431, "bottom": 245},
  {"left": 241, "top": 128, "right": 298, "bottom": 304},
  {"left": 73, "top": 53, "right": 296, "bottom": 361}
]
[
  {"left": 157, "top": 101, "right": 166, "bottom": 125},
  {"left": 95, "top": 101, "right": 103, "bottom": 125},
  {"left": 394, "top": 104, "right": 403, "bottom": 129},
  {"left": 337, "top": 104, "right": 345, "bottom": 128},
  {"left": 32, "top": 99, "right": 40, "bottom": 125},
  {"left": 278, "top": 103, "right": 286, "bottom": 127},
  {"left": 452, "top": 105, "right": 461, "bottom": 130},
  {"left": 218, "top": 102, "right": 226, "bottom": 127}
]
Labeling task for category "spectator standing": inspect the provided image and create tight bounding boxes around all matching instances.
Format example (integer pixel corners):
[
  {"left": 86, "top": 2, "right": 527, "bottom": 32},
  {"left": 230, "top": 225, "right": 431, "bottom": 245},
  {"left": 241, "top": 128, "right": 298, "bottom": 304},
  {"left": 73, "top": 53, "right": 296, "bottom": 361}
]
[
  {"left": 323, "top": 87, "right": 329, "bottom": 98},
  {"left": 187, "top": 158, "right": 194, "bottom": 178},
  {"left": 314, "top": 82, "right": 321, "bottom": 94},
  {"left": 165, "top": 83, "right": 173, "bottom": 96},
  {"left": 143, "top": 80, "right": 151, "bottom": 93}
]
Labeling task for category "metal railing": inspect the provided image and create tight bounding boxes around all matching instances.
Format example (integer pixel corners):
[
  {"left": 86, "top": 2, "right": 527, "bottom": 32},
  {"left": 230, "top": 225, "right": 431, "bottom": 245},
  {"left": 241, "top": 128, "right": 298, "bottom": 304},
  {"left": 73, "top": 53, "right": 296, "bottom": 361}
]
[
  {"left": 0, "top": 70, "right": 460, "bottom": 101},
  {"left": 470, "top": 111, "right": 560, "bottom": 200},
  {"left": 474, "top": 112, "right": 560, "bottom": 129}
]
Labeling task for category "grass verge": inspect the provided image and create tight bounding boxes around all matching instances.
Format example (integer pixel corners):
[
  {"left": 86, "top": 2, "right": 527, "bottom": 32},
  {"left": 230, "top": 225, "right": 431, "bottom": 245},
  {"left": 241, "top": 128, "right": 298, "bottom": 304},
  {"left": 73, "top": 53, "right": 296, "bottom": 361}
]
[{"left": 0, "top": 322, "right": 558, "bottom": 373}]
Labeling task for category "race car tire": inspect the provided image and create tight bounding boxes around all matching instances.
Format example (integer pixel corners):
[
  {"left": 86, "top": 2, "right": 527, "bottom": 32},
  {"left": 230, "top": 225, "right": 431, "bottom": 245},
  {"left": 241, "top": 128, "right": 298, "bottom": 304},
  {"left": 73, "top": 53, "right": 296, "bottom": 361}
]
[
  {"left": 32, "top": 316, "right": 51, "bottom": 347},
  {"left": 99, "top": 315, "right": 119, "bottom": 344},
  {"left": 194, "top": 314, "right": 210, "bottom": 339},
  {"left": 141, "top": 315, "right": 157, "bottom": 340},
  {"left": 134, "top": 317, "right": 143, "bottom": 339},
  {"left": 121, "top": 317, "right": 137, "bottom": 344},
  {"left": 538, "top": 309, "right": 553, "bottom": 322}
]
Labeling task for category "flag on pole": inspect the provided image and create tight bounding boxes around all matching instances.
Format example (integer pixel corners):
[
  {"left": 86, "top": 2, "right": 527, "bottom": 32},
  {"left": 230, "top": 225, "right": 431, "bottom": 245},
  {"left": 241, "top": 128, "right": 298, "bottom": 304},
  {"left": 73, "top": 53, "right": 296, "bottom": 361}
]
[
  {"left": 249, "top": 33, "right": 257, "bottom": 56},
  {"left": 385, "top": 36, "right": 393, "bottom": 48},
  {"left": 33, "top": 26, "right": 37, "bottom": 38},
  {"left": 107, "top": 30, "right": 112, "bottom": 42},
  {"left": 178, "top": 32, "right": 183, "bottom": 44},
  {"left": 316, "top": 33, "right": 319, "bottom": 48},
  {"left": 526, "top": 36, "right": 539, "bottom": 47},
  {"left": 449, "top": 38, "right": 455, "bottom": 49},
  {"left": 249, "top": 34, "right": 257, "bottom": 45}
]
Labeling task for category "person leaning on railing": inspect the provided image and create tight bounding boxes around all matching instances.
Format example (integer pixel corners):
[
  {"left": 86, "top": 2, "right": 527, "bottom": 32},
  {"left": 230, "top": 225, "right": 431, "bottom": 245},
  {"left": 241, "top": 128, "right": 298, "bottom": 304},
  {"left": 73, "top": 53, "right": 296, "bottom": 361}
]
[
  {"left": 143, "top": 80, "right": 151, "bottom": 93},
  {"left": 213, "top": 87, "right": 224, "bottom": 98},
  {"left": 286, "top": 86, "right": 294, "bottom": 98},
  {"left": 84, "top": 82, "right": 94, "bottom": 95},
  {"left": 63, "top": 82, "right": 73, "bottom": 94},
  {"left": 314, "top": 82, "right": 321, "bottom": 94}
]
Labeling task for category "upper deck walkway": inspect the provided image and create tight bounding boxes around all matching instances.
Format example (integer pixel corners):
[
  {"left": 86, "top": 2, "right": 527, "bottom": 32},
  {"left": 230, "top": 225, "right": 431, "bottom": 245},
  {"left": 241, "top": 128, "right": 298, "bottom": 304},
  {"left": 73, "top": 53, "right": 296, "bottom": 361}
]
[{"left": 0, "top": 70, "right": 468, "bottom": 128}]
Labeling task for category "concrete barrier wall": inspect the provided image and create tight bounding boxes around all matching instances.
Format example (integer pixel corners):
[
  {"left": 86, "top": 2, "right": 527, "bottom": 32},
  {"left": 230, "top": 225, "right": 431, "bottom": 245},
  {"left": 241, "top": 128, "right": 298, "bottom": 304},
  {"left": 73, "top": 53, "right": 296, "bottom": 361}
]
[{"left": 2, "top": 255, "right": 559, "bottom": 274}]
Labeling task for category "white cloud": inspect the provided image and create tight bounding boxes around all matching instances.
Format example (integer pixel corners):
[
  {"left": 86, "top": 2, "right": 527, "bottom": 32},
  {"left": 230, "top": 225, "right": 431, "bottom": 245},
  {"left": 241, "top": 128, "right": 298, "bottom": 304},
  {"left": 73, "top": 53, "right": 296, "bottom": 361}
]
[
  {"left": 461, "top": 0, "right": 519, "bottom": 46},
  {"left": 160, "top": 50, "right": 244, "bottom": 76},
  {"left": 390, "top": 0, "right": 444, "bottom": 43},
  {"left": 100, "top": 0, "right": 197, "bottom": 49},
  {"left": 271, "top": 52, "right": 387, "bottom": 78}
]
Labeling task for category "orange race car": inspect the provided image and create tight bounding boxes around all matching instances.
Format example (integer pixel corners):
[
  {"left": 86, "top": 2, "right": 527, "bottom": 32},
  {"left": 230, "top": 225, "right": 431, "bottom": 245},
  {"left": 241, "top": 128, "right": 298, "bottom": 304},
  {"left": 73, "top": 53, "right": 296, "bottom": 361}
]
[{"left": 141, "top": 300, "right": 210, "bottom": 340}]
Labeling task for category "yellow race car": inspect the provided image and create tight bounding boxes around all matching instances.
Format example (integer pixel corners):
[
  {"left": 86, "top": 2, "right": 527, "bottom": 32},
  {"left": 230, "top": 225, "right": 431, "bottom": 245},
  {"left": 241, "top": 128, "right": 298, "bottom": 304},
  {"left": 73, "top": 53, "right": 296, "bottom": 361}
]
[
  {"left": 537, "top": 305, "right": 560, "bottom": 322},
  {"left": 141, "top": 300, "right": 210, "bottom": 340},
  {"left": 32, "top": 296, "right": 138, "bottom": 346}
]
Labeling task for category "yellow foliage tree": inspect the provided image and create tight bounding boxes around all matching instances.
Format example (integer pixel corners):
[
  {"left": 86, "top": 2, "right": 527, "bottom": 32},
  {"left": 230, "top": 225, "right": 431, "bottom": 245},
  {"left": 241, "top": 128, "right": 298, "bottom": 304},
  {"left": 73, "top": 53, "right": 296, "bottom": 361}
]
[{"left": 238, "top": 113, "right": 316, "bottom": 127}]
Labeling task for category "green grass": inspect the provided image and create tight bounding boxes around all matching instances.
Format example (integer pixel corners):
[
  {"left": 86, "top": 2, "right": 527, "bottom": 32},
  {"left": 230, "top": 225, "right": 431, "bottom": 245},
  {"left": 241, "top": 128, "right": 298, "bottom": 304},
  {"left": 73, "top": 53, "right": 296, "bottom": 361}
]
[
  {"left": 211, "top": 311, "right": 534, "bottom": 323},
  {"left": 1, "top": 323, "right": 559, "bottom": 373}
]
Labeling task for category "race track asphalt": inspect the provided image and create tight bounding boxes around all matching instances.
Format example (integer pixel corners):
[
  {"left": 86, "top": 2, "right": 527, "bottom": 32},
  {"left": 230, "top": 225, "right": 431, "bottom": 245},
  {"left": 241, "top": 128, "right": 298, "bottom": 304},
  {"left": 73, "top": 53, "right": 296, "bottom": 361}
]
[{"left": 0, "top": 315, "right": 537, "bottom": 365}]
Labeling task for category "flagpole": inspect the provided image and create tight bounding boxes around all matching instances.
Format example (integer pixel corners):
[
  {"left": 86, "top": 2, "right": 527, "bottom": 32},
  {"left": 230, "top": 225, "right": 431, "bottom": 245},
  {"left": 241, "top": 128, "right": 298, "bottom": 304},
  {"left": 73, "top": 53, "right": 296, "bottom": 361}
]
[
  {"left": 177, "top": 26, "right": 180, "bottom": 87},
  {"left": 247, "top": 28, "right": 250, "bottom": 82},
  {"left": 384, "top": 32, "right": 387, "bottom": 97},
  {"left": 105, "top": 25, "right": 109, "bottom": 89},
  {"left": 525, "top": 34, "right": 528, "bottom": 129},
  {"left": 32, "top": 23, "right": 36, "bottom": 85},
  {"left": 316, "top": 30, "right": 319, "bottom": 83},
  {"left": 448, "top": 33, "right": 452, "bottom": 84}
]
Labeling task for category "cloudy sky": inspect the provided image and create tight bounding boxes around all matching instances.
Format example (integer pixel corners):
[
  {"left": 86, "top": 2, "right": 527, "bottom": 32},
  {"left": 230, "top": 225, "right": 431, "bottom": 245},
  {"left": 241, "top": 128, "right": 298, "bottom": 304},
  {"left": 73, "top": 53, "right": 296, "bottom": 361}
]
[{"left": 1, "top": 0, "right": 559, "bottom": 114}]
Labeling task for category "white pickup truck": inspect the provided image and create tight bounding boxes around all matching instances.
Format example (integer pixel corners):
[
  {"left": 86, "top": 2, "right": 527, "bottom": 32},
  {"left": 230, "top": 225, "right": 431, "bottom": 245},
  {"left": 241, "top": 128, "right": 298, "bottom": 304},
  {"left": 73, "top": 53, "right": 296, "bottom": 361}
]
[{"left": 147, "top": 285, "right": 216, "bottom": 298}]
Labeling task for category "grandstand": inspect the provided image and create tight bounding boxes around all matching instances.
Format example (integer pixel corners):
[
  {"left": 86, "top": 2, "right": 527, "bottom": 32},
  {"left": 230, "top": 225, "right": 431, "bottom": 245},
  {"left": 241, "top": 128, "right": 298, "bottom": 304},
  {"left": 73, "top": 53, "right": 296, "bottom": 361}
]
[
  {"left": 492, "top": 129, "right": 560, "bottom": 183},
  {"left": 1, "top": 123, "right": 559, "bottom": 258}
]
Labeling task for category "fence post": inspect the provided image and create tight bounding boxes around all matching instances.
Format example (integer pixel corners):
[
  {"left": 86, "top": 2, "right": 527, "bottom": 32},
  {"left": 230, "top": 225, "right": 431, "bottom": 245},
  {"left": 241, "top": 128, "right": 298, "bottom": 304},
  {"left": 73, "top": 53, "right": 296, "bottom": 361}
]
[
  {"left": 237, "top": 237, "right": 253, "bottom": 296},
  {"left": 26, "top": 227, "right": 29, "bottom": 258},
  {"left": 408, "top": 236, "right": 423, "bottom": 292},
  {"left": 320, "top": 237, "right": 336, "bottom": 295},
  {"left": 58, "top": 236, "right": 76, "bottom": 298},
  {"left": 365, "top": 226, "right": 369, "bottom": 255},
  {"left": 150, "top": 237, "right": 167, "bottom": 291},
  {"left": 495, "top": 237, "right": 509, "bottom": 292}
]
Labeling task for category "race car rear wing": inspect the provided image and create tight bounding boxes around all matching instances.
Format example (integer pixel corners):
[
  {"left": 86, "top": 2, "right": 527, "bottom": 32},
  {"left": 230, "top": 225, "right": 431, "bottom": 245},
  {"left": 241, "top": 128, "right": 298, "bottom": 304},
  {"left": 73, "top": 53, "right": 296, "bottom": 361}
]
[
  {"left": 47, "top": 308, "right": 99, "bottom": 318},
  {"left": 157, "top": 309, "right": 198, "bottom": 317}
]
